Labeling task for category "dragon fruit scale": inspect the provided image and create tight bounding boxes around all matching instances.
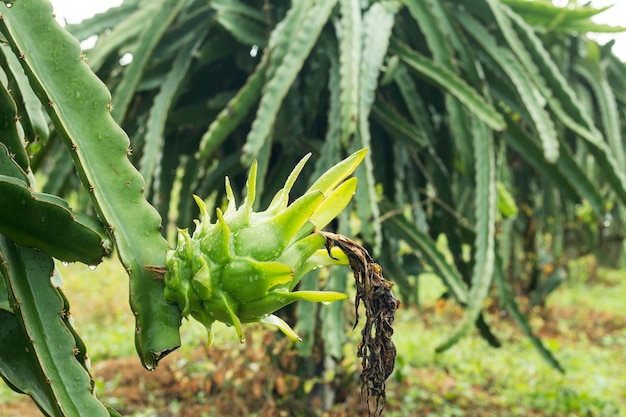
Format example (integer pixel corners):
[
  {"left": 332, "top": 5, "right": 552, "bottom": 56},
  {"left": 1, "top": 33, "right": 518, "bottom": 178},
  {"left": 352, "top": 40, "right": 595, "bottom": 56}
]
[{"left": 164, "top": 149, "right": 367, "bottom": 345}]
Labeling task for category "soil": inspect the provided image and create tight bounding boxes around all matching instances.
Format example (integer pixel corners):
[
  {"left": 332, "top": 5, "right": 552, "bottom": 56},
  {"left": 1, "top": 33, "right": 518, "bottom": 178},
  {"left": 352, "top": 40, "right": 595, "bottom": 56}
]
[{"left": 1, "top": 305, "right": 625, "bottom": 417}]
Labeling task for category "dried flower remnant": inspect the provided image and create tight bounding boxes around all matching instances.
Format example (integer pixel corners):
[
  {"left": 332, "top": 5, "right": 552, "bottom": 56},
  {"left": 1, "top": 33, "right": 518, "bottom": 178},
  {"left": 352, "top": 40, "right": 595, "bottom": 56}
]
[{"left": 320, "top": 231, "right": 399, "bottom": 417}]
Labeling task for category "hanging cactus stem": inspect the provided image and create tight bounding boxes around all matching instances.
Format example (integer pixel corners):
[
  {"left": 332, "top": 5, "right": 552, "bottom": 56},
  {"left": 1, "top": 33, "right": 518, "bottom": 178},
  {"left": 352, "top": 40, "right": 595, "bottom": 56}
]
[
  {"left": 161, "top": 149, "right": 367, "bottom": 344},
  {"left": 319, "top": 231, "right": 399, "bottom": 417}
]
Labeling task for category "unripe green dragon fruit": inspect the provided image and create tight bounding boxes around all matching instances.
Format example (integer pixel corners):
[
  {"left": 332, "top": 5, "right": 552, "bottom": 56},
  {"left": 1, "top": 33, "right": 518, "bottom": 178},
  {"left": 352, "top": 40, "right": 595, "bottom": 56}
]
[{"left": 164, "top": 149, "right": 367, "bottom": 345}]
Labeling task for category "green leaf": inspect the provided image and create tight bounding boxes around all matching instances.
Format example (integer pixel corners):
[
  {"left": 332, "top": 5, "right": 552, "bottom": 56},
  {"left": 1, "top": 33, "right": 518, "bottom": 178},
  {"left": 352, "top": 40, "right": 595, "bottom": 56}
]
[
  {"left": 493, "top": 256, "right": 564, "bottom": 372},
  {"left": 0, "top": 43, "right": 49, "bottom": 151},
  {"left": 380, "top": 200, "right": 469, "bottom": 304},
  {"left": 310, "top": 34, "right": 343, "bottom": 185},
  {"left": 402, "top": 0, "right": 454, "bottom": 63},
  {"left": 392, "top": 64, "right": 437, "bottom": 144},
  {"left": 196, "top": 55, "right": 268, "bottom": 161},
  {"left": 0, "top": 78, "right": 28, "bottom": 170},
  {"left": 308, "top": 147, "right": 367, "bottom": 197},
  {"left": 497, "top": 182, "right": 518, "bottom": 218},
  {"left": 140, "top": 24, "right": 209, "bottom": 192},
  {"left": 575, "top": 62, "right": 625, "bottom": 167},
  {"left": 65, "top": 0, "right": 141, "bottom": 41},
  {"left": 390, "top": 38, "right": 506, "bottom": 132},
  {"left": 0, "top": 310, "right": 58, "bottom": 415},
  {"left": 110, "top": 0, "right": 184, "bottom": 123},
  {"left": 0, "top": 0, "right": 181, "bottom": 369},
  {"left": 353, "top": 1, "right": 399, "bottom": 255},
  {"left": 210, "top": 0, "right": 266, "bottom": 22},
  {"left": 437, "top": 121, "right": 497, "bottom": 353},
  {"left": 502, "top": 117, "right": 604, "bottom": 216},
  {"left": 359, "top": 1, "right": 398, "bottom": 122},
  {"left": 371, "top": 99, "right": 428, "bottom": 149},
  {"left": 242, "top": 0, "right": 339, "bottom": 164},
  {"left": 264, "top": 1, "right": 312, "bottom": 80},
  {"left": 0, "top": 237, "right": 110, "bottom": 416},
  {"left": 483, "top": 0, "right": 550, "bottom": 97},
  {"left": 295, "top": 270, "right": 318, "bottom": 357},
  {"left": 455, "top": 12, "right": 559, "bottom": 163},
  {"left": 0, "top": 175, "right": 111, "bottom": 265},
  {"left": 503, "top": 6, "right": 604, "bottom": 147},
  {"left": 212, "top": 0, "right": 267, "bottom": 47},
  {"left": 84, "top": 3, "right": 158, "bottom": 72},
  {"left": 40, "top": 140, "right": 78, "bottom": 195},
  {"left": 338, "top": 0, "right": 361, "bottom": 144},
  {"left": 0, "top": 143, "right": 29, "bottom": 183},
  {"left": 405, "top": 0, "right": 475, "bottom": 169},
  {"left": 320, "top": 213, "right": 350, "bottom": 358},
  {"left": 0, "top": 270, "right": 9, "bottom": 313},
  {"left": 501, "top": 0, "right": 624, "bottom": 33}
]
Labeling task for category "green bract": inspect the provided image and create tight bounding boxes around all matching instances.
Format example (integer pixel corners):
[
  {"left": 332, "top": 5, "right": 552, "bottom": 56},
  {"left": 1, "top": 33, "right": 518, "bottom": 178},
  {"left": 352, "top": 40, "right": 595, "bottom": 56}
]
[{"left": 164, "top": 149, "right": 367, "bottom": 345}]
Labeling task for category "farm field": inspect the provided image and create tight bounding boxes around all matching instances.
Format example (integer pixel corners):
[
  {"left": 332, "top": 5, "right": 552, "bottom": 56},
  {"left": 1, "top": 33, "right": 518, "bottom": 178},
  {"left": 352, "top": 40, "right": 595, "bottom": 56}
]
[{"left": 1, "top": 256, "right": 624, "bottom": 417}]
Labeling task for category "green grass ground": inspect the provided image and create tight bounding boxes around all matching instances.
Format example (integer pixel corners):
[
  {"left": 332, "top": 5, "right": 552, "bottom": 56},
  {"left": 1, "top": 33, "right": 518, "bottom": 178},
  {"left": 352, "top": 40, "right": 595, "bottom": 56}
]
[{"left": 1, "top": 255, "right": 625, "bottom": 416}]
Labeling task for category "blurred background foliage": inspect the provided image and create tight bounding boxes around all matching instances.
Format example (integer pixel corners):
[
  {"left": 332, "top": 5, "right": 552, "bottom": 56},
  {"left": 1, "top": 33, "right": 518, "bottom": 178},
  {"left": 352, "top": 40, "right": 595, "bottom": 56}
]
[{"left": 25, "top": 0, "right": 626, "bottom": 404}]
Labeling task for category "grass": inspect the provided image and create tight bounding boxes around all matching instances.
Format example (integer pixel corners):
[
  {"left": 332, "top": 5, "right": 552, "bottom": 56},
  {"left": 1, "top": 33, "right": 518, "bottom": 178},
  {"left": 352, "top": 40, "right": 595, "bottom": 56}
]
[
  {"left": 1, "top": 255, "right": 625, "bottom": 416},
  {"left": 383, "top": 265, "right": 626, "bottom": 416}
]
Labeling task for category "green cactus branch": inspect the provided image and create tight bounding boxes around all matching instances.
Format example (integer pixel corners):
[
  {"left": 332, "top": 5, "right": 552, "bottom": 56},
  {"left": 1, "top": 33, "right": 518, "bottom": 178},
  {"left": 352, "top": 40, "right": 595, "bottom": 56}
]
[
  {"left": 0, "top": 174, "right": 112, "bottom": 265},
  {"left": 0, "top": 0, "right": 181, "bottom": 369},
  {"left": 0, "top": 42, "right": 50, "bottom": 152},
  {"left": 0, "top": 236, "right": 110, "bottom": 416},
  {"left": 0, "top": 80, "right": 28, "bottom": 170}
]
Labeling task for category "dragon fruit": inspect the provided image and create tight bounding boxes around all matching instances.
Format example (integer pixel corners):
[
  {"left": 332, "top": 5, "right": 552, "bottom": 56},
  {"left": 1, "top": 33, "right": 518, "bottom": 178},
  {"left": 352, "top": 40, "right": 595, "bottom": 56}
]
[{"left": 164, "top": 149, "right": 366, "bottom": 345}]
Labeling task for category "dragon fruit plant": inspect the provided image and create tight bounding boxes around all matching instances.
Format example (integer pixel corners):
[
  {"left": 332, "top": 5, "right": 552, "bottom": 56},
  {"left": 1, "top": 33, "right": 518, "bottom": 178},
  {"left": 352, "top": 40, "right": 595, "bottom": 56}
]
[{"left": 163, "top": 149, "right": 367, "bottom": 345}]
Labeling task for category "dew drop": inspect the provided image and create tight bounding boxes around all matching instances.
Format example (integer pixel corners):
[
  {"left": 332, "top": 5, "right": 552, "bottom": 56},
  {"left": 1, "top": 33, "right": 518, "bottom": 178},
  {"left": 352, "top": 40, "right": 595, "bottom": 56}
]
[
  {"left": 88, "top": 265, "right": 97, "bottom": 271},
  {"left": 5, "top": 3, "right": 13, "bottom": 8},
  {"left": 62, "top": 262, "right": 70, "bottom": 267},
  {"left": 321, "top": 301, "right": 331, "bottom": 306},
  {"left": 249, "top": 44, "right": 258, "bottom": 58}
]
